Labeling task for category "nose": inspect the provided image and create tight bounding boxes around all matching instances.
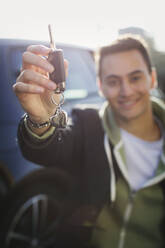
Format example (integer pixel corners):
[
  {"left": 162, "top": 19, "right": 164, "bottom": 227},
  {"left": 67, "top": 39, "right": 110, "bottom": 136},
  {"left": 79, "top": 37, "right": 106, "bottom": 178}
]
[{"left": 120, "top": 80, "right": 133, "bottom": 97}]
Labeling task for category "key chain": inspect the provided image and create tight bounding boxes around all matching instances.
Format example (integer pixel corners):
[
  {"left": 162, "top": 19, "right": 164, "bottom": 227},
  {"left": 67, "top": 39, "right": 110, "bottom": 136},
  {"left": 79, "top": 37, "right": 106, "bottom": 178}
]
[
  {"left": 50, "top": 93, "right": 68, "bottom": 128},
  {"left": 48, "top": 24, "right": 67, "bottom": 128}
]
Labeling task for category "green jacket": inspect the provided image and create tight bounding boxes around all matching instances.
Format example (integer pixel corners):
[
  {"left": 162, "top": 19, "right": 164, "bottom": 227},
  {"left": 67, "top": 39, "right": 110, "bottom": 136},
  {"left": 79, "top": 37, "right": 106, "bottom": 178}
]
[{"left": 91, "top": 97, "right": 165, "bottom": 248}]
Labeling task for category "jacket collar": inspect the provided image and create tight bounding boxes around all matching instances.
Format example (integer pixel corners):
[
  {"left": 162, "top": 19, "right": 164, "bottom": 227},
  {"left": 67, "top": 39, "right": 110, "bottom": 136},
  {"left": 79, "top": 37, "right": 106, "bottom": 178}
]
[{"left": 99, "top": 101, "right": 121, "bottom": 146}]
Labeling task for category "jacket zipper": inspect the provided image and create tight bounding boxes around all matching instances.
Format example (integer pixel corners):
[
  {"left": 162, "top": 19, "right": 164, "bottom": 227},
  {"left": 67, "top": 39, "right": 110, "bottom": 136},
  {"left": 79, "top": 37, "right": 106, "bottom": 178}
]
[{"left": 118, "top": 192, "right": 136, "bottom": 248}]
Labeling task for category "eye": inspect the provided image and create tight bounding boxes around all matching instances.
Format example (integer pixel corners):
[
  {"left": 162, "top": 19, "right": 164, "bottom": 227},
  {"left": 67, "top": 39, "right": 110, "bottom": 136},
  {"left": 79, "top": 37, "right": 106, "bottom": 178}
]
[
  {"left": 130, "top": 75, "right": 142, "bottom": 83},
  {"left": 106, "top": 78, "right": 120, "bottom": 87}
]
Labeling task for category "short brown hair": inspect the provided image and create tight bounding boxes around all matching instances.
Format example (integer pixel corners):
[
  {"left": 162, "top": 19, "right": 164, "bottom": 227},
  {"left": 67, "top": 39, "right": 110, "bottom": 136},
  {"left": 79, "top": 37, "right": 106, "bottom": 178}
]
[{"left": 96, "top": 34, "right": 152, "bottom": 79}]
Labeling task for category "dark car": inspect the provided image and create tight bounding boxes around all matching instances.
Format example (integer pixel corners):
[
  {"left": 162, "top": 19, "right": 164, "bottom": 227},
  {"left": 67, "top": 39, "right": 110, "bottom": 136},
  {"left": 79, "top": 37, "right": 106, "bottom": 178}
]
[{"left": 0, "top": 38, "right": 103, "bottom": 181}]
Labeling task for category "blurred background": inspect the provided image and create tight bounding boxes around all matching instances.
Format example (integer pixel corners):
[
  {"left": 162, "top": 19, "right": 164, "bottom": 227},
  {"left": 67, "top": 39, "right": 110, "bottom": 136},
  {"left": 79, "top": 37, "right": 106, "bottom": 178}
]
[
  {"left": 1, "top": 0, "right": 165, "bottom": 49},
  {"left": 1, "top": 0, "right": 165, "bottom": 90}
]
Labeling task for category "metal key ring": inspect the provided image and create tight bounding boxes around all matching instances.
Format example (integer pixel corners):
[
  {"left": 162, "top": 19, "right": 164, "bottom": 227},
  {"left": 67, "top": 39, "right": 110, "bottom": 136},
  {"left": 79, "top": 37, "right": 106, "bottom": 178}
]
[{"left": 51, "top": 92, "right": 65, "bottom": 106}]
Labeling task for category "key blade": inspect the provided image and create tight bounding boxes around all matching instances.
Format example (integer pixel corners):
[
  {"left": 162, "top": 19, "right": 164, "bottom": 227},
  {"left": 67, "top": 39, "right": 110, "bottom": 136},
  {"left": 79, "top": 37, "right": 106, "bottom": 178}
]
[{"left": 48, "top": 24, "right": 56, "bottom": 50}]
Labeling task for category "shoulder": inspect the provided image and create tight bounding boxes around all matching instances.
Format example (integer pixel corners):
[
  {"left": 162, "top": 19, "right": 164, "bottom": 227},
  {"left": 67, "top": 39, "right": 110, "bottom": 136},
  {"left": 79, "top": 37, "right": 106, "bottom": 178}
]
[
  {"left": 70, "top": 106, "right": 104, "bottom": 137},
  {"left": 71, "top": 106, "right": 100, "bottom": 123},
  {"left": 71, "top": 105, "right": 99, "bottom": 117}
]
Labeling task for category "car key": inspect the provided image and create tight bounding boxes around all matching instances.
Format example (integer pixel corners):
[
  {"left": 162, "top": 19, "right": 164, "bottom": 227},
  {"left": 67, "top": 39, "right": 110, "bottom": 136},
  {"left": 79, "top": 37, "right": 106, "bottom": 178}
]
[{"left": 48, "top": 24, "right": 66, "bottom": 94}]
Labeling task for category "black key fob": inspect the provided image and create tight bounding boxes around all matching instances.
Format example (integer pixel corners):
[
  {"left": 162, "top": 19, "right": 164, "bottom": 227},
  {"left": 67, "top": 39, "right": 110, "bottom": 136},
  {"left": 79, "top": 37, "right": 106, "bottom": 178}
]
[{"left": 48, "top": 49, "right": 66, "bottom": 93}]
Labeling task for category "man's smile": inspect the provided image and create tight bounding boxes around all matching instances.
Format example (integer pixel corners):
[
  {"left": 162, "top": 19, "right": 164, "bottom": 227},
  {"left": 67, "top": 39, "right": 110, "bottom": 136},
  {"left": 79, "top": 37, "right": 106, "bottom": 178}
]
[{"left": 118, "top": 98, "right": 140, "bottom": 110}]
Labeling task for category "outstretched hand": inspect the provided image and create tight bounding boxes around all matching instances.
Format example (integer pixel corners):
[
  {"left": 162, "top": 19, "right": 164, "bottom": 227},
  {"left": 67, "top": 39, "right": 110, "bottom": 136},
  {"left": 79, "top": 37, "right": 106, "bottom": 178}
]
[{"left": 13, "top": 45, "right": 68, "bottom": 124}]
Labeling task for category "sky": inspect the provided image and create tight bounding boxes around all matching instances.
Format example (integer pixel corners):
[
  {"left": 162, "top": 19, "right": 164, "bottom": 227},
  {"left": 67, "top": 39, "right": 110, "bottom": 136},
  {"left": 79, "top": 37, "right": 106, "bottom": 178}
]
[{"left": 1, "top": 0, "right": 165, "bottom": 51}]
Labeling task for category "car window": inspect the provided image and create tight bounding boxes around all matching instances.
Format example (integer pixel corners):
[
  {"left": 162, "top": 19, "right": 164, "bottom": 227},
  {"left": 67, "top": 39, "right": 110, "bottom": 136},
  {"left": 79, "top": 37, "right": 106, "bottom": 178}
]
[{"left": 62, "top": 47, "right": 97, "bottom": 94}]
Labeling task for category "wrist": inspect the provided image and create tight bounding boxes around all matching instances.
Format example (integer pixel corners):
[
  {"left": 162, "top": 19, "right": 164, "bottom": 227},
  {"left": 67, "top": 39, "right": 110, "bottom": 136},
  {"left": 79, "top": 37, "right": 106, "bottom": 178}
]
[
  {"left": 24, "top": 115, "right": 56, "bottom": 138},
  {"left": 24, "top": 114, "right": 52, "bottom": 136},
  {"left": 25, "top": 114, "right": 51, "bottom": 129},
  {"left": 24, "top": 108, "right": 68, "bottom": 130}
]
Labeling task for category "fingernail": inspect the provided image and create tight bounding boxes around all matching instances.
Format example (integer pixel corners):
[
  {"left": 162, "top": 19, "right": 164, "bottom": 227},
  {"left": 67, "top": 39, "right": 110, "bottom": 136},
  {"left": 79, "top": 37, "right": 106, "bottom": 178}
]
[
  {"left": 47, "top": 63, "right": 54, "bottom": 73},
  {"left": 40, "top": 45, "right": 51, "bottom": 52},
  {"left": 48, "top": 81, "right": 56, "bottom": 90}
]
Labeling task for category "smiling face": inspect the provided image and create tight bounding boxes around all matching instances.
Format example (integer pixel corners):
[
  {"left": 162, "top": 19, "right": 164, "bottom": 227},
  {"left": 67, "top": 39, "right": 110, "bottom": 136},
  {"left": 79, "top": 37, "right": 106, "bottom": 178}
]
[{"left": 99, "top": 49, "right": 156, "bottom": 125}]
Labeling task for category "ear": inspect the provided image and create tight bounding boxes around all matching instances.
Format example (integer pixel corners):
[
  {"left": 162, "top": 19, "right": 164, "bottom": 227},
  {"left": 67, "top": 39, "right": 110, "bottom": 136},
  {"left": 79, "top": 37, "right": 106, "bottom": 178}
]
[
  {"left": 97, "top": 78, "right": 102, "bottom": 91},
  {"left": 150, "top": 67, "right": 158, "bottom": 89},
  {"left": 97, "top": 78, "right": 105, "bottom": 98}
]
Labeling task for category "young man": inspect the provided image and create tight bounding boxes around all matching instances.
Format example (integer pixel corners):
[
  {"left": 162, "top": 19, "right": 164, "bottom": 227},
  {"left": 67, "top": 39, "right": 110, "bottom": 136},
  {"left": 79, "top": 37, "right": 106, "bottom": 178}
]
[{"left": 14, "top": 35, "right": 165, "bottom": 247}]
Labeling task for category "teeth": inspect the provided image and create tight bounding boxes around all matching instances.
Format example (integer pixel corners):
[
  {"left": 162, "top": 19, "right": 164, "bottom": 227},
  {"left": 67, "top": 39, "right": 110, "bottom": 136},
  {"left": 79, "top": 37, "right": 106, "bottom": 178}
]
[
  {"left": 120, "top": 101, "right": 134, "bottom": 106},
  {"left": 124, "top": 101, "right": 134, "bottom": 106},
  {"left": 119, "top": 100, "right": 138, "bottom": 108}
]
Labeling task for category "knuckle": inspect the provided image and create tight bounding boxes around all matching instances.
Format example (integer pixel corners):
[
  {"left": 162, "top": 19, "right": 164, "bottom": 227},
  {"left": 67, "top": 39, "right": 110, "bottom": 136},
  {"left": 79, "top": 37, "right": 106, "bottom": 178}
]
[
  {"left": 22, "top": 69, "right": 31, "bottom": 81},
  {"left": 12, "top": 83, "right": 16, "bottom": 92},
  {"left": 16, "top": 72, "right": 22, "bottom": 82},
  {"left": 12, "top": 82, "right": 20, "bottom": 94},
  {"left": 26, "top": 45, "right": 35, "bottom": 52},
  {"left": 22, "top": 51, "right": 30, "bottom": 62},
  {"left": 27, "top": 44, "right": 48, "bottom": 54}
]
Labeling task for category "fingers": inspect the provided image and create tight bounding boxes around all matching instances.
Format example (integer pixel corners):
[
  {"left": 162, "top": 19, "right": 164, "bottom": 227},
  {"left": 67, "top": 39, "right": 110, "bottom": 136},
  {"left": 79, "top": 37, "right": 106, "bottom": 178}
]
[
  {"left": 16, "top": 69, "right": 57, "bottom": 91},
  {"left": 22, "top": 45, "right": 69, "bottom": 76},
  {"left": 22, "top": 50, "right": 54, "bottom": 73},
  {"left": 27, "top": 45, "right": 52, "bottom": 56},
  {"left": 13, "top": 82, "right": 45, "bottom": 94},
  {"left": 15, "top": 45, "right": 69, "bottom": 95}
]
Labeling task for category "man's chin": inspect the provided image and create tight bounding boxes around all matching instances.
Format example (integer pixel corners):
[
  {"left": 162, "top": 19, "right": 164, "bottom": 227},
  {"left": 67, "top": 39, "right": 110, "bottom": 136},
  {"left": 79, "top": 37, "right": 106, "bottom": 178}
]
[{"left": 116, "top": 110, "right": 143, "bottom": 123}]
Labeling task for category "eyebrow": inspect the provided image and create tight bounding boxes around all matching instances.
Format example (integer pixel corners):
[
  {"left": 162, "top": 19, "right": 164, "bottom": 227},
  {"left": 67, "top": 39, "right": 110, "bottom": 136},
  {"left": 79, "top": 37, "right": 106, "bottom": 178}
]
[
  {"left": 104, "top": 70, "right": 144, "bottom": 81},
  {"left": 128, "top": 70, "right": 144, "bottom": 76}
]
